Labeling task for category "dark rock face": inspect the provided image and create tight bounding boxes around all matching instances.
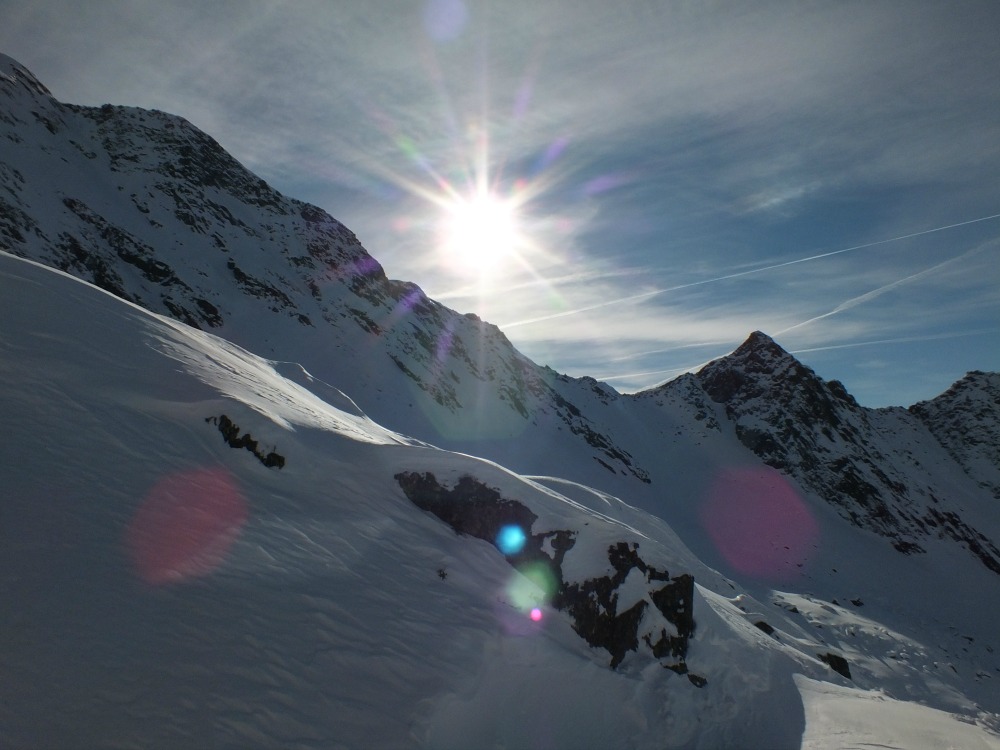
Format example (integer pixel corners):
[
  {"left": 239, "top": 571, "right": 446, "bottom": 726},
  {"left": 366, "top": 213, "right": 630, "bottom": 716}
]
[
  {"left": 395, "top": 472, "right": 542, "bottom": 551},
  {"left": 395, "top": 471, "right": 700, "bottom": 679},
  {"left": 754, "top": 620, "right": 776, "bottom": 636},
  {"left": 697, "top": 333, "right": 862, "bottom": 474},
  {"left": 922, "top": 504, "right": 1000, "bottom": 575},
  {"left": 677, "top": 332, "right": 1000, "bottom": 575},
  {"left": 556, "top": 541, "right": 695, "bottom": 670},
  {"left": 691, "top": 333, "right": 907, "bottom": 536},
  {"left": 818, "top": 652, "right": 852, "bottom": 680},
  {"left": 206, "top": 414, "right": 285, "bottom": 469}
]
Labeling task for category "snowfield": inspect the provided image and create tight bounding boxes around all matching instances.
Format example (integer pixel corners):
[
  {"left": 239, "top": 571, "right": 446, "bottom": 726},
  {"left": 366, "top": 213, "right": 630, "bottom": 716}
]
[{"left": 3, "top": 252, "right": 999, "bottom": 748}]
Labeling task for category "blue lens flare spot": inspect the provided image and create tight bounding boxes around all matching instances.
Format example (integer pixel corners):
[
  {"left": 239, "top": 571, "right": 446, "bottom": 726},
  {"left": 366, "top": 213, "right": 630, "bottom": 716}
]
[{"left": 496, "top": 524, "right": 527, "bottom": 555}]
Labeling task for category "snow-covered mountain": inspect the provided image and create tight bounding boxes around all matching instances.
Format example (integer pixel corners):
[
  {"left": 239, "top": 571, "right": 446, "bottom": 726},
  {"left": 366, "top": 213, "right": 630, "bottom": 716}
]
[
  {"left": 0, "top": 51, "right": 648, "bottom": 487},
  {"left": 685, "top": 331, "right": 1000, "bottom": 573},
  {"left": 3, "top": 53, "right": 1000, "bottom": 748}
]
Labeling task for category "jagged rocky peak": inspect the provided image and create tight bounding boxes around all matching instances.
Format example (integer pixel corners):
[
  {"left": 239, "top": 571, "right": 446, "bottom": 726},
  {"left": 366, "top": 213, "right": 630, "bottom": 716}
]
[
  {"left": 910, "top": 370, "right": 1000, "bottom": 440},
  {"left": 695, "top": 330, "right": 858, "bottom": 410},
  {"left": 912, "top": 370, "right": 1000, "bottom": 414},
  {"left": 692, "top": 332, "right": 886, "bottom": 515},
  {"left": 698, "top": 331, "right": 799, "bottom": 400},
  {"left": 0, "top": 54, "right": 66, "bottom": 135},
  {"left": 687, "top": 337, "right": 1000, "bottom": 568},
  {"left": 0, "top": 52, "right": 376, "bottom": 330},
  {"left": 732, "top": 329, "right": 788, "bottom": 360}
]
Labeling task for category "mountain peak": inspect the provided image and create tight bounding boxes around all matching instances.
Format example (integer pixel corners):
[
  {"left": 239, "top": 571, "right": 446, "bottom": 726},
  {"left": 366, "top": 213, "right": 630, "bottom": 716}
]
[
  {"left": 694, "top": 331, "right": 800, "bottom": 404},
  {"left": 0, "top": 54, "right": 52, "bottom": 98},
  {"left": 732, "top": 330, "right": 791, "bottom": 360}
]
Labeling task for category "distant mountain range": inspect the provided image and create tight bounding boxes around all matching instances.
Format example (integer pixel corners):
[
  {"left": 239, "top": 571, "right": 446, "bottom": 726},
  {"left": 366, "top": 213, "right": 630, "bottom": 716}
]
[{"left": 2, "top": 52, "right": 999, "bottom": 748}]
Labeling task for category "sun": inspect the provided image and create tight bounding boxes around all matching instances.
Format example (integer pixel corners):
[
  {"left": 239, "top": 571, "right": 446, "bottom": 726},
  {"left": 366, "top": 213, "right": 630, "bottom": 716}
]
[{"left": 440, "top": 189, "right": 521, "bottom": 277}]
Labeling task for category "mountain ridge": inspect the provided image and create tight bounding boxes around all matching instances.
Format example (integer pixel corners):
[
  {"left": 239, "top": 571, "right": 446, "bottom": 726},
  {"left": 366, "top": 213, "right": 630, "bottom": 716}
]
[{"left": 671, "top": 329, "right": 1000, "bottom": 572}]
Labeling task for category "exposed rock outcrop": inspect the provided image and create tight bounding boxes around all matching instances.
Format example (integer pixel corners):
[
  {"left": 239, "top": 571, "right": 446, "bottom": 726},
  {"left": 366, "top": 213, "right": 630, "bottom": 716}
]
[
  {"left": 207, "top": 414, "right": 285, "bottom": 469},
  {"left": 395, "top": 471, "right": 700, "bottom": 678}
]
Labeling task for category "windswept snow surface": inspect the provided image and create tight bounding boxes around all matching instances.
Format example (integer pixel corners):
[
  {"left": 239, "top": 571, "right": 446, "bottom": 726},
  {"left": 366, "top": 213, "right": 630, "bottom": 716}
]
[
  {"left": 2, "top": 251, "right": 1000, "bottom": 749},
  {"left": 796, "top": 675, "right": 1000, "bottom": 750}
]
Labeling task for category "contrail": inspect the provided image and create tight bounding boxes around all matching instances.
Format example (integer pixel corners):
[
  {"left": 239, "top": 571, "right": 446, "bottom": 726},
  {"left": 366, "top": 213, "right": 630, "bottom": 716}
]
[
  {"left": 775, "top": 245, "right": 985, "bottom": 335},
  {"left": 789, "top": 327, "right": 1000, "bottom": 355},
  {"left": 501, "top": 211, "right": 1000, "bottom": 329}
]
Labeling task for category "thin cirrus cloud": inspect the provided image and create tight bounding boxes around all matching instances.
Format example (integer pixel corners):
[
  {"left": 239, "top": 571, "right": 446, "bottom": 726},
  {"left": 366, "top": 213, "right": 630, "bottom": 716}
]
[
  {"left": 498, "top": 213, "right": 1000, "bottom": 331},
  {"left": 505, "top": 232, "right": 999, "bottom": 395}
]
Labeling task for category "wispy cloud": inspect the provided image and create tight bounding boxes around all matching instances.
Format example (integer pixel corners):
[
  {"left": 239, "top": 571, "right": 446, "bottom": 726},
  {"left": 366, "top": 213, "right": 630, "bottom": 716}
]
[{"left": 500, "top": 213, "right": 1000, "bottom": 330}]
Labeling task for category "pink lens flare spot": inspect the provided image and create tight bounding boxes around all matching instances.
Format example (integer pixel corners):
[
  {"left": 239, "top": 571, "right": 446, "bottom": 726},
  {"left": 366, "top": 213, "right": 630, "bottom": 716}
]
[
  {"left": 530, "top": 607, "right": 543, "bottom": 622},
  {"left": 126, "top": 466, "right": 248, "bottom": 586},
  {"left": 700, "top": 466, "right": 819, "bottom": 582}
]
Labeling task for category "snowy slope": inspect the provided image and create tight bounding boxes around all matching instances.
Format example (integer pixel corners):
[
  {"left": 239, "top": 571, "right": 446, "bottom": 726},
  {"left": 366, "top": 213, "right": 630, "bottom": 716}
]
[
  {"left": 0, "top": 251, "right": 775, "bottom": 747},
  {"left": 3, "top": 254, "right": 1000, "bottom": 749}
]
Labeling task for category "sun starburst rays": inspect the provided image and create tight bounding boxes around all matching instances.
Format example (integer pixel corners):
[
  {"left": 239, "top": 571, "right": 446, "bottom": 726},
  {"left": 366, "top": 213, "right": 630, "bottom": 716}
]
[{"left": 377, "top": 113, "right": 565, "bottom": 297}]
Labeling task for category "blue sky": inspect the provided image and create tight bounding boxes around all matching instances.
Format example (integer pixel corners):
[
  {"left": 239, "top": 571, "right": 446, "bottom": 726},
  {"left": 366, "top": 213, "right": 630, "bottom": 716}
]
[{"left": 2, "top": 0, "right": 999, "bottom": 406}]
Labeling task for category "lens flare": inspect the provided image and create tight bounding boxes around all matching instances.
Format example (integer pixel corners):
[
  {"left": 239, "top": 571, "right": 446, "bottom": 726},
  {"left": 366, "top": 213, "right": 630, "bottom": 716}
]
[
  {"left": 496, "top": 524, "right": 527, "bottom": 555},
  {"left": 700, "top": 466, "right": 819, "bottom": 582},
  {"left": 506, "top": 561, "right": 558, "bottom": 612},
  {"left": 125, "top": 466, "right": 247, "bottom": 586},
  {"left": 497, "top": 562, "right": 557, "bottom": 634}
]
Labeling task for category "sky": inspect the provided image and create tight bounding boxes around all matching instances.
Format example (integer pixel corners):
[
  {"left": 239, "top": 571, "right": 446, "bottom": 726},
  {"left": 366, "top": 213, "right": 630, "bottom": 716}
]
[{"left": 2, "top": 0, "right": 999, "bottom": 406}]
